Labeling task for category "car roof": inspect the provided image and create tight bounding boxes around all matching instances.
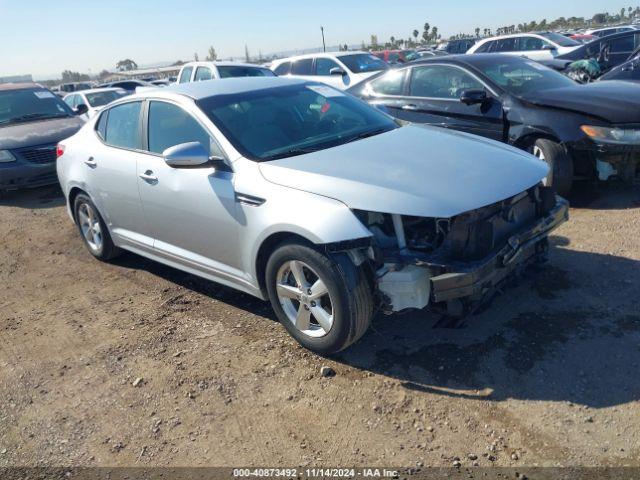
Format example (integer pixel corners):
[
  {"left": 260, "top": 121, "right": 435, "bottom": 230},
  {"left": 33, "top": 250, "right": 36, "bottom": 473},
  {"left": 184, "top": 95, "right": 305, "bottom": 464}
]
[
  {"left": 272, "top": 51, "right": 369, "bottom": 64},
  {"left": 181, "top": 61, "right": 269, "bottom": 69},
  {"left": 133, "top": 76, "right": 309, "bottom": 101},
  {"left": 0, "top": 82, "right": 42, "bottom": 92},
  {"left": 66, "top": 87, "right": 125, "bottom": 96}
]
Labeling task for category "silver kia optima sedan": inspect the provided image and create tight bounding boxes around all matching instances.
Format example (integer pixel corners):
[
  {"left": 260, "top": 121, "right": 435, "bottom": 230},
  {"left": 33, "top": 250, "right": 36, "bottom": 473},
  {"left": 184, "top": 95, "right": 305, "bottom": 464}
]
[{"left": 57, "top": 77, "right": 568, "bottom": 354}]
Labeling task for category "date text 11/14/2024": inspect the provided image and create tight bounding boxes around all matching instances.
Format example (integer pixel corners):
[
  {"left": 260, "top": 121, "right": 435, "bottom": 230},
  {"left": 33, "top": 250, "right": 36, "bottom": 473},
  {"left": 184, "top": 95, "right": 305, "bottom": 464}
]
[{"left": 233, "top": 468, "right": 399, "bottom": 478}]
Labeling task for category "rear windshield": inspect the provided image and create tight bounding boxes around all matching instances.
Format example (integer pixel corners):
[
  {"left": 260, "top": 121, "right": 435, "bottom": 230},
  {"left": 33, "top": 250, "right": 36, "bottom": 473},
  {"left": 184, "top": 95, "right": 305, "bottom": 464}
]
[
  {"left": 217, "top": 66, "right": 276, "bottom": 78},
  {"left": 539, "top": 32, "right": 580, "bottom": 47},
  {"left": 0, "top": 89, "right": 73, "bottom": 126},
  {"left": 337, "top": 54, "right": 388, "bottom": 73},
  {"left": 85, "top": 90, "right": 127, "bottom": 107}
]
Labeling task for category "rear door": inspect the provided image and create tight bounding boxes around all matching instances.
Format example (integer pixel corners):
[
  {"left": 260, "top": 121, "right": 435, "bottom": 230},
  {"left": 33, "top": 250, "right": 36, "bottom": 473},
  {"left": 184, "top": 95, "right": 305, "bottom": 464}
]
[
  {"left": 601, "top": 33, "right": 640, "bottom": 70},
  {"left": 359, "top": 69, "right": 409, "bottom": 117},
  {"left": 89, "top": 101, "right": 151, "bottom": 249},
  {"left": 397, "top": 64, "right": 505, "bottom": 141},
  {"left": 290, "top": 58, "right": 315, "bottom": 82}
]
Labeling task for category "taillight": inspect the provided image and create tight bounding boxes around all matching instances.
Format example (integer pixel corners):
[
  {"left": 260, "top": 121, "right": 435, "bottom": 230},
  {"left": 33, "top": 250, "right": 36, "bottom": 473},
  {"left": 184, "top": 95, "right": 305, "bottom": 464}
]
[{"left": 56, "top": 144, "right": 65, "bottom": 158}]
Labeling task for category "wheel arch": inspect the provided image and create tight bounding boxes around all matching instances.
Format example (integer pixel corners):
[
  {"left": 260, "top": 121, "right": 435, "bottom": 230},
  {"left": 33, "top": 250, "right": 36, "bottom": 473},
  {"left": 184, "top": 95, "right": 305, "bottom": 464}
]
[
  {"left": 254, "top": 231, "right": 316, "bottom": 298},
  {"left": 514, "top": 131, "right": 563, "bottom": 151},
  {"left": 68, "top": 186, "right": 88, "bottom": 223}
]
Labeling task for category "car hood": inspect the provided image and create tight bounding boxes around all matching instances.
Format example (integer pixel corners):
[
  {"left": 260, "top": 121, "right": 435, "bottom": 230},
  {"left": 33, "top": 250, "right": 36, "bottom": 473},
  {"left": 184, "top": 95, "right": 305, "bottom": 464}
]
[
  {"left": 520, "top": 81, "right": 640, "bottom": 123},
  {"left": 0, "top": 116, "right": 83, "bottom": 150},
  {"left": 258, "top": 124, "right": 548, "bottom": 218}
]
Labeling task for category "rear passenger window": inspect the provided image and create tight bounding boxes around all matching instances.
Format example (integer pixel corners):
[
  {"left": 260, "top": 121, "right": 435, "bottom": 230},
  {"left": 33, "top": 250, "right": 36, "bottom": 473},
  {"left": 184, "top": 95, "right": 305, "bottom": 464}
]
[
  {"left": 104, "top": 102, "right": 142, "bottom": 150},
  {"left": 474, "top": 41, "right": 494, "bottom": 53},
  {"left": 147, "top": 101, "right": 218, "bottom": 156},
  {"left": 96, "top": 111, "right": 109, "bottom": 140},
  {"left": 194, "top": 67, "right": 213, "bottom": 81},
  {"left": 369, "top": 69, "right": 406, "bottom": 95},
  {"left": 495, "top": 38, "right": 517, "bottom": 52},
  {"left": 179, "top": 67, "right": 193, "bottom": 84},
  {"left": 291, "top": 59, "right": 313, "bottom": 75},
  {"left": 274, "top": 62, "right": 291, "bottom": 75}
]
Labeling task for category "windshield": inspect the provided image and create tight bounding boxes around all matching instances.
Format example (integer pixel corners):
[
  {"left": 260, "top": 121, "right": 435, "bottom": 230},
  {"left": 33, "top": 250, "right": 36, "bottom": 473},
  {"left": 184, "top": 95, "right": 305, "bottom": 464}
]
[
  {"left": 337, "top": 54, "right": 388, "bottom": 73},
  {"left": 473, "top": 57, "right": 576, "bottom": 95},
  {"left": 0, "top": 88, "right": 73, "bottom": 126},
  {"left": 539, "top": 32, "right": 580, "bottom": 47},
  {"left": 197, "top": 83, "right": 397, "bottom": 161},
  {"left": 84, "top": 90, "right": 127, "bottom": 107},
  {"left": 217, "top": 66, "right": 276, "bottom": 78}
]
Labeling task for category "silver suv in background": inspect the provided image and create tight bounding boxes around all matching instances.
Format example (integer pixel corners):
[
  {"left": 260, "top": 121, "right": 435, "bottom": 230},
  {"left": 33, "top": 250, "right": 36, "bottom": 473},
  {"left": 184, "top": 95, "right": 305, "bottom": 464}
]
[
  {"left": 270, "top": 52, "right": 388, "bottom": 90},
  {"left": 177, "top": 61, "right": 275, "bottom": 84},
  {"left": 56, "top": 78, "right": 568, "bottom": 354}
]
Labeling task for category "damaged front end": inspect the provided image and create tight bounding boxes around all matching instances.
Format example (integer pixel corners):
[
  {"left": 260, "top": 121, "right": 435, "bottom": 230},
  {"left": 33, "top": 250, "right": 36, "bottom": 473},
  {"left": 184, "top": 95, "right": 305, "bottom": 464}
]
[{"left": 351, "top": 185, "right": 569, "bottom": 316}]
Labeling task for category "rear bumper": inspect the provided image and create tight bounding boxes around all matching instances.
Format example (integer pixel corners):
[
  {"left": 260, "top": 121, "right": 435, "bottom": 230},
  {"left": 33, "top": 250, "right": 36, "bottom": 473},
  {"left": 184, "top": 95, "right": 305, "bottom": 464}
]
[
  {"left": 430, "top": 197, "right": 569, "bottom": 303},
  {"left": 0, "top": 161, "right": 58, "bottom": 191}
]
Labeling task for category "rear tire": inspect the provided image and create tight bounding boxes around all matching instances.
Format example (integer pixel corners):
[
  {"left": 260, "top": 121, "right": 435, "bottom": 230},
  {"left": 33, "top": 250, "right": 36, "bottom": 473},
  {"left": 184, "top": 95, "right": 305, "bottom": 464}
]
[
  {"left": 265, "top": 242, "right": 374, "bottom": 355},
  {"left": 73, "top": 193, "right": 121, "bottom": 261},
  {"left": 530, "top": 138, "right": 574, "bottom": 197}
]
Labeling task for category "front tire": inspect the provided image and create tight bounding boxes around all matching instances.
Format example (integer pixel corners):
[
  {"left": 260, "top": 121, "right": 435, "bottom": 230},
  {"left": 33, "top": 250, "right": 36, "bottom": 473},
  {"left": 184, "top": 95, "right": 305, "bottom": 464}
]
[
  {"left": 531, "top": 138, "right": 574, "bottom": 197},
  {"left": 73, "top": 193, "right": 121, "bottom": 261},
  {"left": 265, "top": 242, "right": 374, "bottom": 355}
]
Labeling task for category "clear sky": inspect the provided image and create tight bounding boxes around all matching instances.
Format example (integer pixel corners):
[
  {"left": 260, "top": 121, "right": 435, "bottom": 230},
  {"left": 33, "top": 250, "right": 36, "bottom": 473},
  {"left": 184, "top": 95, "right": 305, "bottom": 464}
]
[{"left": 0, "top": 0, "right": 626, "bottom": 79}]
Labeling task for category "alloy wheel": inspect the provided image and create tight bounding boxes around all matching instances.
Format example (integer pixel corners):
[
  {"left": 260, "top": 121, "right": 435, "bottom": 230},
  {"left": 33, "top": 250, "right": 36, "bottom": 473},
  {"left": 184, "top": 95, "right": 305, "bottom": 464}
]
[
  {"left": 276, "top": 260, "right": 334, "bottom": 338},
  {"left": 77, "top": 202, "right": 103, "bottom": 252},
  {"left": 533, "top": 145, "right": 549, "bottom": 185}
]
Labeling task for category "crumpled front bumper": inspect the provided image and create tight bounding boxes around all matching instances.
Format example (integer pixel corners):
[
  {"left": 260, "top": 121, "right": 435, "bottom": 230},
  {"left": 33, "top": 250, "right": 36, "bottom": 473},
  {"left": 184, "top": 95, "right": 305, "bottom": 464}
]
[{"left": 430, "top": 196, "right": 570, "bottom": 303}]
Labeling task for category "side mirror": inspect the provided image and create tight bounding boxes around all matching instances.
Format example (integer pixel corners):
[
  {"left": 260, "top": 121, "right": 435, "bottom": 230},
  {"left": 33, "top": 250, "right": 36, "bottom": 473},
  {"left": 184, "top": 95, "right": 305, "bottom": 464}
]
[
  {"left": 329, "top": 67, "right": 346, "bottom": 76},
  {"left": 541, "top": 44, "right": 557, "bottom": 51},
  {"left": 163, "top": 142, "right": 214, "bottom": 168},
  {"left": 460, "top": 89, "right": 488, "bottom": 106},
  {"left": 75, "top": 104, "right": 88, "bottom": 115}
]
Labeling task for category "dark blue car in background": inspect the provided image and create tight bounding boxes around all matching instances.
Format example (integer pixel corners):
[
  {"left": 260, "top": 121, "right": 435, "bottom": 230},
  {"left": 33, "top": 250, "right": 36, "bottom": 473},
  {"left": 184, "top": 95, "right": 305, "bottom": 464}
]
[{"left": 0, "top": 83, "right": 83, "bottom": 195}]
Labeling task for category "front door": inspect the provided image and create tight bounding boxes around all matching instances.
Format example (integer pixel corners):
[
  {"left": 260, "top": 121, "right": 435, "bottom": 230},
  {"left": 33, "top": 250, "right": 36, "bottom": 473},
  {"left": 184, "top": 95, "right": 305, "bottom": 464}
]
[
  {"left": 136, "top": 100, "right": 242, "bottom": 278},
  {"left": 396, "top": 64, "right": 505, "bottom": 142}
]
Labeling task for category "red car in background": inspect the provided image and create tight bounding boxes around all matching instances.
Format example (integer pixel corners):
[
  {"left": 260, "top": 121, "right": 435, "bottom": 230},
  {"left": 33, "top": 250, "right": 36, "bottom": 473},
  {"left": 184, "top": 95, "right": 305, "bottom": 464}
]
[
  {"left": 371, "top": 49, "right": 419, "bottom": 64},
  {"left": 568, "top": 33, "right": 597, "bottom": 44}
]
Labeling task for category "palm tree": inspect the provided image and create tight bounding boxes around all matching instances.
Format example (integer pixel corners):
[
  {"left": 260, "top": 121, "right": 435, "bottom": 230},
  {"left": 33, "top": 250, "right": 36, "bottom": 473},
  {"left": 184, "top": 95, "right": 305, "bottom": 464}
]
[
  {"left": 475, "top": 27, "right": 480, "bottom": 38},
  {"left": 413, "top": 29, "right": 419, "bottom": 42}
]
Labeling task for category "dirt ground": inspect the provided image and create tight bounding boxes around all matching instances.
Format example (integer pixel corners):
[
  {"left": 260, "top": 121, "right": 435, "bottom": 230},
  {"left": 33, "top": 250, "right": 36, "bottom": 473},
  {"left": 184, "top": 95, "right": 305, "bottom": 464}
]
[{"left": 0, "top": 183, "right": 639, "bottom": 469}]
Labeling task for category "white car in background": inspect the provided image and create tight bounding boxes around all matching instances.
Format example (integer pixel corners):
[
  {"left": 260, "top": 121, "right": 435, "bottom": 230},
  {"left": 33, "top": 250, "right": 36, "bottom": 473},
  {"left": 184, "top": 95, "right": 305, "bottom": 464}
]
[
  {"left": 63, "top": 88, "right": 128, "bottom": 121},
  {"left": 585, "top": 25, "right": 639, "bottom": 37},
  {"left": 468, "top": 32, "right": 582, "bottom": 60},
  {"left": 177, "top": 61, "right": 275, "bottom": 84},
  {"left": 270, "top": 52, "right": 389, "bottom": 90}
]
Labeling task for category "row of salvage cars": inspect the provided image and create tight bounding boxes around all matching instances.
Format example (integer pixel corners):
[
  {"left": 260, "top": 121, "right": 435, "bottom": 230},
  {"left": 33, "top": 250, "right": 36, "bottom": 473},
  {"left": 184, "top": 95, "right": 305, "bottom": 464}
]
[{"left": 4, "top": 45, "right": 638, "bottom": 354}]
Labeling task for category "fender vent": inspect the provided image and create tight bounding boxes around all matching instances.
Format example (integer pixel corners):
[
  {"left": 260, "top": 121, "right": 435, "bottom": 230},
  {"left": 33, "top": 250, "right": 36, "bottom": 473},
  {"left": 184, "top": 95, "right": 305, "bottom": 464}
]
[{"left": 235, "top": 193, "right": 265, "bottom": 207}]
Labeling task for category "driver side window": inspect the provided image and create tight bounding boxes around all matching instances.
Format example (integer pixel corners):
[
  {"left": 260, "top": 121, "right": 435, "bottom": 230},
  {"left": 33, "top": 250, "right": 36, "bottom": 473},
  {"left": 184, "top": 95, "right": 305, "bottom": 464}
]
[
  {"left": 147, "top": 101, "right": 223, "bottom": 157},
  {"left": 518, "top": 37, "right": 545, "bottom": 51},
  {"left": 409, "top": 65, "right": 484, "bottom": 99}
]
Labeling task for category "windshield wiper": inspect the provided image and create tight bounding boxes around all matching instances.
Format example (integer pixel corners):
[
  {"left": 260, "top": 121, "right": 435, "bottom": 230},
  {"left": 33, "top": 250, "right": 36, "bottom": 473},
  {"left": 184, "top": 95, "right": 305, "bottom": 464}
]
[
  {"left": 343, "top": 127, "right": 392, "bottom": 145},
  {"left": 261, "top": 146, "right": 324, "bottom": 161}
]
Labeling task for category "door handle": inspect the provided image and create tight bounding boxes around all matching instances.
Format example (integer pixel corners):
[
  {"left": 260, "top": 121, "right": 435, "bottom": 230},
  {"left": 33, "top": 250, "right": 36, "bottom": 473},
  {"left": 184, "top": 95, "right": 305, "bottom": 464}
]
[
  {"left": 84, "top": 157, "right": 97, "bottom": 168},
  {"left": 139, "top": 170, "right": 158, "bottom": 183},
  {"left": 402, "top": 104, "right": 419, "bottom": 111}
]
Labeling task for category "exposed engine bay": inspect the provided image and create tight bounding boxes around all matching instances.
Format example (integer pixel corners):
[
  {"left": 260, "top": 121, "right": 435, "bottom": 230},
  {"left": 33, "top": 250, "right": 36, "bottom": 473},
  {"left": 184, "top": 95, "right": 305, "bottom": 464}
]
[{"left": 352, "top": 185, "right": 567, "bottom": 314}]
